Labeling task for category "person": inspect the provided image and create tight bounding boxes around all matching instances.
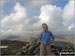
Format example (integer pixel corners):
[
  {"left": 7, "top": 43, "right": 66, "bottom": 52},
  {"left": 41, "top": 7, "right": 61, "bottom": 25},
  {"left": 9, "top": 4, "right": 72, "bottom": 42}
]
[{"left": 38, "top": 23, "right": 55, "bottom": 56}]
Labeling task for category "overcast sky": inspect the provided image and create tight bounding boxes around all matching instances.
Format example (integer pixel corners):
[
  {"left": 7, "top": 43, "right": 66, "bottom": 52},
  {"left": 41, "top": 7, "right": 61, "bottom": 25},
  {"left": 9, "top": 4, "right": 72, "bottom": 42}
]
[{"left": 1, "top": 0, "right": 75, "bottom": 36}]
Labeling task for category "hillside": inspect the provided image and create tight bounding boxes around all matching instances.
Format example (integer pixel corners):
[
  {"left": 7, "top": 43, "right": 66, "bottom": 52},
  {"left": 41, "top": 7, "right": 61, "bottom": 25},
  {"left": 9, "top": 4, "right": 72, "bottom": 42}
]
[{"left": 1, "top": 39, "right": 74, "bottom": 56}]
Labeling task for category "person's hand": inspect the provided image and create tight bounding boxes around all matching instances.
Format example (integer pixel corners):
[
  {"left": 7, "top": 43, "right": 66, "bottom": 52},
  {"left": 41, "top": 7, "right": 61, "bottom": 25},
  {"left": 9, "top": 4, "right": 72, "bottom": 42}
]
[
  {"left": 39, "top": 42, "right": 43, "bottom": 46},
  {"left": 48, "top": 42, "right": 52, "bottom": 45},
  {"left": 40, "top": 42, "right": 43, "bottom": 44}
]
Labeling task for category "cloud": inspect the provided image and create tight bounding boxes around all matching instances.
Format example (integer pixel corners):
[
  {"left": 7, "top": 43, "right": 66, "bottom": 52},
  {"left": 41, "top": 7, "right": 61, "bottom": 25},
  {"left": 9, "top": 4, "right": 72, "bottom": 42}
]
[
  {"left": 1, "top": 0, "right": 74, "bottom": 36},
  {"left": 68, "top": 23, "right": 75, "bottom": 31},
  {"left": 39, "top": 5, "right": 63, "bottom": 32},
  {"left": 28, "top": 0, "right": 51, "bottom": 8},
  {"left": 1, "top": 2, "right": 41, "bottom": 35},
  {"left": 63, "top": 0, "right": 74, "bottom": 31},
  {"left": 1, "top": 2, "right": 28, "bottom": 34}
]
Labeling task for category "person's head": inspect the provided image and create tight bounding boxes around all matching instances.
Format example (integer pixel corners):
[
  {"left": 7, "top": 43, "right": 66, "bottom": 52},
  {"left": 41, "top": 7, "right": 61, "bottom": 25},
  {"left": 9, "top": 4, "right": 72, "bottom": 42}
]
[{"left": 42, "top": 23, "right": 48, "bottom": 31}]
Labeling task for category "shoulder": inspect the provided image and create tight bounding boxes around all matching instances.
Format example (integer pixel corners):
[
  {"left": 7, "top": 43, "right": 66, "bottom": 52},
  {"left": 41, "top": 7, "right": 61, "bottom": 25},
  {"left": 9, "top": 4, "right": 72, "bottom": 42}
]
[
  {"left": 48, "top": 30, "right": 53, "bottom": 34},
  {"left": 41, "top": 31, "right": 44, "bottom": 33},
  {"left": 40, "top": 31, "right": 44, "bottom": 34}
]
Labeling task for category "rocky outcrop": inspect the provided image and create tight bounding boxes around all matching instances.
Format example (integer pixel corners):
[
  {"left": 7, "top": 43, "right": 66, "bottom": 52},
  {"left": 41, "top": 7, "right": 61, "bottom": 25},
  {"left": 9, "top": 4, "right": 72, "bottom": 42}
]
[
  {"left": 16, "top": 39, "right": 40, "bottom": 55},
  {"left": 1, "top": 39, "right": 74, "bottom": 56}
]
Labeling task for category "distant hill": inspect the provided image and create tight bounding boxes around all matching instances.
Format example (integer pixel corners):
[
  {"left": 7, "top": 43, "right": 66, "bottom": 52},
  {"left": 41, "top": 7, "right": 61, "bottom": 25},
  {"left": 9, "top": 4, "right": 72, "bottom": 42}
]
[{"left": 0, "top": 34, "right": 74, "bottom": 46}]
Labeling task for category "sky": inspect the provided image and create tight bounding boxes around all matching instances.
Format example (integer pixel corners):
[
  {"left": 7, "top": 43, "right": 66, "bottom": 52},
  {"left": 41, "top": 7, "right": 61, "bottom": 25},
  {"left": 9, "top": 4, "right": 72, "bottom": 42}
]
[{"left": 1, "top": 0, "right": 75, "bottom": 36}]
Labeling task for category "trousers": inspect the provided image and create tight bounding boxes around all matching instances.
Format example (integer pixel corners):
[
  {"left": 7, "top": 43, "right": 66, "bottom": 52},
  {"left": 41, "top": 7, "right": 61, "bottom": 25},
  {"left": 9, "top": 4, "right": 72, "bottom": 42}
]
[{"left": 40, "top": 43, "right": 52, "bottom": 56}]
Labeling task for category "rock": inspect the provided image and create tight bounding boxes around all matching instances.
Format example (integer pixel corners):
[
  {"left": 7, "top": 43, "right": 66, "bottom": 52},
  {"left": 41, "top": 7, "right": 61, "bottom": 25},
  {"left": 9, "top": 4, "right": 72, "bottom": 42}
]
[{"left": 1, "top": 39, "right": 74, "bottom": 56}]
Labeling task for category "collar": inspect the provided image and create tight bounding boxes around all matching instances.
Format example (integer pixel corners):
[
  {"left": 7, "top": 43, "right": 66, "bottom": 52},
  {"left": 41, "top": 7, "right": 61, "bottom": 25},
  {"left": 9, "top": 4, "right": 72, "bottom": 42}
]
[{"left": 43, "top": 30, "right": 48, "bottom": 32}]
